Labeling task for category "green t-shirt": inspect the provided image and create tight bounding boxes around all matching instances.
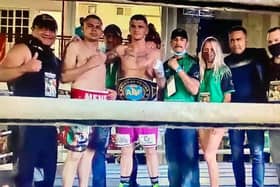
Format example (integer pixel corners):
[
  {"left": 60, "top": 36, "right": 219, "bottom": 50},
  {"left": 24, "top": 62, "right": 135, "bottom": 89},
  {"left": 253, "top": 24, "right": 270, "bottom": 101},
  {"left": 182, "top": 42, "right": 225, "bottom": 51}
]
[
  {"left": 105, "top": 61, "right": 119, "bottom": 89},
  {"left": 163, "top": 54, "right": 200, "bottom": 102},
  {"left": 199, "top": 65, "right": 235, "bottom": 102}
]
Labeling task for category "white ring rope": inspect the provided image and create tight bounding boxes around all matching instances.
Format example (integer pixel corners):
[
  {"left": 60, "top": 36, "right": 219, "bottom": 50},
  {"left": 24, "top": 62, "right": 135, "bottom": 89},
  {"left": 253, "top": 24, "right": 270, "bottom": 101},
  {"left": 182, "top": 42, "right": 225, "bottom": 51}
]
[{"left": 0, "top": 96, "right": 279, "bottom": 129}]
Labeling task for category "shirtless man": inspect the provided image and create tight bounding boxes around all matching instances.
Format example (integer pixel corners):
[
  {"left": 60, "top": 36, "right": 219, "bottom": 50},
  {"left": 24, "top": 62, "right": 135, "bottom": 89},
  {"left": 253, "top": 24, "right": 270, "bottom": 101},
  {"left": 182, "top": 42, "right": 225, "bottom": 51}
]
[
  {"left": 61, "top": 14, "right": 115, "bottom": 187},
  {"left": 108, "top": 14, "right": 165, "bottom": 187}
]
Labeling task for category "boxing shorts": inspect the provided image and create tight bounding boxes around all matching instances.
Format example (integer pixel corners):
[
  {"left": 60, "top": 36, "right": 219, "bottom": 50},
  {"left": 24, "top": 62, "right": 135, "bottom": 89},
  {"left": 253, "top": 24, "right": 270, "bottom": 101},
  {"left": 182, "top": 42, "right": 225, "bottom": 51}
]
[{"left": 61, "top": 88, "right": 109, "bottom": 152}]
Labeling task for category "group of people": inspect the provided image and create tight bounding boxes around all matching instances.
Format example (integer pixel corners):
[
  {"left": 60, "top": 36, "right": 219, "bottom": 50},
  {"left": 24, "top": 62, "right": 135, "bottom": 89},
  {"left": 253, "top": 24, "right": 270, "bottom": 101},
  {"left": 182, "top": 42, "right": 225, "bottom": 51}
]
[{"left": 0, "top": 12, "right": 279, "bottom": 187}]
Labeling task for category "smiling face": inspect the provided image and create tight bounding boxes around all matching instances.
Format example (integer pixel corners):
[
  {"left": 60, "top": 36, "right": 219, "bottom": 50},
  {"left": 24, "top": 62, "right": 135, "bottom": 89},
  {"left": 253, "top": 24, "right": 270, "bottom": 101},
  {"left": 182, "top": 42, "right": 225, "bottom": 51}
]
[
  {"left": 32, "top": 27, "right": 56, "bottom": 46},
  {"left": 170, "top": 36, "right": 188, "bottom": 53}
]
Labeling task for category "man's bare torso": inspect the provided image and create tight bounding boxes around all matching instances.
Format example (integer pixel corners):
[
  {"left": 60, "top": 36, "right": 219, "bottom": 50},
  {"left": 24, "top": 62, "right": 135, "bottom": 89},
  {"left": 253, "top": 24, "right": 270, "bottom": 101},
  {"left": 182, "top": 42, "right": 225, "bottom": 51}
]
[
  {"left": 71, "top": 41, "right": 106, "bottom": 91},
  {"left": 117, "top": 44, "right": 159, "bottom": 80}
]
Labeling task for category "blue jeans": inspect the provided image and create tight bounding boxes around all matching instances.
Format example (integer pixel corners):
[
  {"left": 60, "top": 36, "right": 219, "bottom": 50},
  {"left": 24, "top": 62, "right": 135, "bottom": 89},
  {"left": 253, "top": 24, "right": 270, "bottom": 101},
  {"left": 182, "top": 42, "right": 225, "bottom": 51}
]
[
  {"left": 91, "top": 127, "right": 110, "bottom": 187},
  {"left": 229, "top": 129, "right": 265, "bottom": 187},
  {"left": 165, "top": 128, "right": 200, "bottom": 187},
  {"left": 91, "top": 127, "right": 138, "bottom": 187}
]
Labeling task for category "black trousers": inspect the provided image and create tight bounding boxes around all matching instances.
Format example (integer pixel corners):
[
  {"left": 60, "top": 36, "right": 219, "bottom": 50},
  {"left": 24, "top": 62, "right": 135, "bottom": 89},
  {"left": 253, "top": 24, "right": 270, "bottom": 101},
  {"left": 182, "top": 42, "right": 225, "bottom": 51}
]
[{"left": 15, "top": 126, "right": 57, "bottom": 187}]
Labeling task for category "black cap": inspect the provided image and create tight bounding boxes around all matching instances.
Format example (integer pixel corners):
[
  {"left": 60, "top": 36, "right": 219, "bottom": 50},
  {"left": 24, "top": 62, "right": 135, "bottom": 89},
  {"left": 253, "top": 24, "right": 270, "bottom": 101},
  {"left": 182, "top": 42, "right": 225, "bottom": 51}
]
[
  {"left": 104, "top": 24, "right": 122, "bottom": 38},
  {"left": 32, "top": 14, "right": 58, "bottom": 32},
  {"left": 171, "top": 28, "right": 188, "bottom": 40}
]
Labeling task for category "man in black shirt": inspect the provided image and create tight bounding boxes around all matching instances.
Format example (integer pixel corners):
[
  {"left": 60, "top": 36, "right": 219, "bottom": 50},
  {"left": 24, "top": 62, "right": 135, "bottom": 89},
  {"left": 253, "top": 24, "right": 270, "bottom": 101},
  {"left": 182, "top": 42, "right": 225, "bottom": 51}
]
[
  {"left": 225, "top": 26, "right": 269, "bottom": 187},
  {"left": 0, "top": 14, "right": 60, "bottom": 187}
]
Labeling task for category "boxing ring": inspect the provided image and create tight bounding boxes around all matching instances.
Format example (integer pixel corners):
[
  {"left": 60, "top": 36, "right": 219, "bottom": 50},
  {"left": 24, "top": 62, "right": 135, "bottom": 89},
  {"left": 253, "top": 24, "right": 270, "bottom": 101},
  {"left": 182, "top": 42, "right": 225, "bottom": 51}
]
[{"left": 0, "top": 96, "right": 279, "bottom": 129}]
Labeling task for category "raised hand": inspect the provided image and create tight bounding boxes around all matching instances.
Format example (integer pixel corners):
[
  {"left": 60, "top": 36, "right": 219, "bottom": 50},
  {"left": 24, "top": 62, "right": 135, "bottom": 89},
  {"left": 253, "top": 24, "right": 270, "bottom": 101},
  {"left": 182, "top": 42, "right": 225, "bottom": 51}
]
[
  {"left": 106, "top": 50, "right": 119, "bottom": 61},
  {"left": 86, "top": 52, "right": 105, "bottom": 69},
  {"left": 70, "top": 35, "right": 82, "bottom": 42},
  {"left": 22, "top": 52, "right": 42, "bottom": 72},
  {"left": 167, "top": 56, "right": 180, "bottom": 71}
]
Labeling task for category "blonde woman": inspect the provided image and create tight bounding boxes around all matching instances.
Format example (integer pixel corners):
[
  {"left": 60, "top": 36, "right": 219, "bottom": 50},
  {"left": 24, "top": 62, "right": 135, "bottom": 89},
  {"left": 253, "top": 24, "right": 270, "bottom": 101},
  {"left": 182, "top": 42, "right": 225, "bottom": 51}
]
[{"left": 198, "top": 36, "right": 235, "bottom": 187}]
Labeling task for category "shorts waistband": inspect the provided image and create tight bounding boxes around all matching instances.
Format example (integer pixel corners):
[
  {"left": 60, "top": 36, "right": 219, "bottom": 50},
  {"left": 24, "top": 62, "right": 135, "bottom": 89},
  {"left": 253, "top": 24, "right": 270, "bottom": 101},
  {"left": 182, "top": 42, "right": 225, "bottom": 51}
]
[{"left": 71, "top": 88, "right": 109, "bottom": 100}]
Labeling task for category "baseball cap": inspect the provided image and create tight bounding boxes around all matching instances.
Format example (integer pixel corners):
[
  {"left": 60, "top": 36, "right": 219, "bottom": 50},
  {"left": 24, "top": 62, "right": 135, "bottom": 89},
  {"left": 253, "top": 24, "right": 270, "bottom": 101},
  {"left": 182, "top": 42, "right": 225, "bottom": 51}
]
[
  {"left": 104, "top": 24, "right": 122, "bottom": 38},
  {"left": 171, "top": 28, "right": 188, "bottom": 40},
  {"left": 32, "top": 14, "right": 58, "bottom": 32}
]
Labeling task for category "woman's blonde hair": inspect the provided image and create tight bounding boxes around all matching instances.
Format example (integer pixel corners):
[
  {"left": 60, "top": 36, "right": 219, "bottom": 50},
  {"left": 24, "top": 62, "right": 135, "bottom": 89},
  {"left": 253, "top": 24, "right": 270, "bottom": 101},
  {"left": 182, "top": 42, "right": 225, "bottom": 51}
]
[{"left": 199, "top": 36, "right": 230, "bottom": 81}]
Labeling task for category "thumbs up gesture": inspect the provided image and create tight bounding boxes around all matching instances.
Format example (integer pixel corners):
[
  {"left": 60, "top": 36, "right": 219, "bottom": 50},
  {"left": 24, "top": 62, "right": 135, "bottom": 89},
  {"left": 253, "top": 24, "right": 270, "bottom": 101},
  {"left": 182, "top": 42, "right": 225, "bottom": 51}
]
[{"left": 22, "top": 52, "right": 42, "bottom": 72}]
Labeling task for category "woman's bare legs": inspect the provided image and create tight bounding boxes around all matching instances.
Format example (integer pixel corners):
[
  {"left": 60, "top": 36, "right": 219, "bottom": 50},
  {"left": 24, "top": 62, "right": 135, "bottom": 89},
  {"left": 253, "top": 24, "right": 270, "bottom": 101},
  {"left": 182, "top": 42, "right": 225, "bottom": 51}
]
[{"left": 199, "top": 128, "right": 225, "bottom": 187}]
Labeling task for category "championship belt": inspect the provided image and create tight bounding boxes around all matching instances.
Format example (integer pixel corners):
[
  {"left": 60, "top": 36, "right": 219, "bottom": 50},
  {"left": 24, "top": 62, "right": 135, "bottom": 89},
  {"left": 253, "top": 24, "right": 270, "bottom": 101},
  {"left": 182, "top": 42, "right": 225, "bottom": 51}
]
[{"left": 117, "top": 77, "right": 157, "bottom": 101}]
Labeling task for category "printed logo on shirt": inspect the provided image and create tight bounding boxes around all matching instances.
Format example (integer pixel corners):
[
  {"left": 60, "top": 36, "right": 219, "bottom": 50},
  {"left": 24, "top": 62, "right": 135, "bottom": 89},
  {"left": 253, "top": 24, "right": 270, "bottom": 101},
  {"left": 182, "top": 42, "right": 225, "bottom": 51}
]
[{"left": 44, "top": 72, "right": 57, "bottom": 97}]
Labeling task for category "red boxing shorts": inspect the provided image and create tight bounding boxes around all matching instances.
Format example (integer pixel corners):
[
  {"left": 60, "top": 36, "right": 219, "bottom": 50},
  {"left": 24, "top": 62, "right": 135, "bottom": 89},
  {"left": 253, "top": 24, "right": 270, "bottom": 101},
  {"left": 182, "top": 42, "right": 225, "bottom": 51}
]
[
  {"left": 71, "top": 88, "right": 109, "bottom": 100},
  {"left": 62, "top": 88, "right": 109, "bottom": 152}
]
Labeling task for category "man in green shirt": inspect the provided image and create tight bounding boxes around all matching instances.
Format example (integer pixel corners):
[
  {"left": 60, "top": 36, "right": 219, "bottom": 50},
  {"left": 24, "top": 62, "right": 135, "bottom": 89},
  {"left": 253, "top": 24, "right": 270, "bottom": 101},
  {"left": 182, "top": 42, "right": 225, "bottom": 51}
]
[{"left": 163, "top": 28, "right": 200, "bottom": 187}]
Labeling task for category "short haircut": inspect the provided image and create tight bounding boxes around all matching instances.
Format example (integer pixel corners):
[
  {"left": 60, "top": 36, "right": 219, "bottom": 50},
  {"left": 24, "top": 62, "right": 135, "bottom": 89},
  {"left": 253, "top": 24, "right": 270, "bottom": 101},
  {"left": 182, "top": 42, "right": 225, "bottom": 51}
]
[
  {"left": 171, "top": 28, "right": 188, "bottom": 40},
  {"left": 83, "top": 14, "right": 102, "bottom": 25},
  {"left": 104, "top": 24, "right": 122, "bottom": 39},
  {"left": 130, "top": 14, "right": 148, "bottom": 25},
  {"left": 267, "top": 26, "right": 280, "bottom": 34},
  {"left": 228, "top": 25, "right": 247, "bottom": 35}
]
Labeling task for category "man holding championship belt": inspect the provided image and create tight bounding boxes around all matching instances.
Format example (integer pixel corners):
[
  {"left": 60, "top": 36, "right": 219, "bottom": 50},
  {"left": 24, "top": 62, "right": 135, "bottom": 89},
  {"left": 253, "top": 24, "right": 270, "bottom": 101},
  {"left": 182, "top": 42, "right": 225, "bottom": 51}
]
[{"left": 107, "top": 14, "right": 165, "bottom": 187}]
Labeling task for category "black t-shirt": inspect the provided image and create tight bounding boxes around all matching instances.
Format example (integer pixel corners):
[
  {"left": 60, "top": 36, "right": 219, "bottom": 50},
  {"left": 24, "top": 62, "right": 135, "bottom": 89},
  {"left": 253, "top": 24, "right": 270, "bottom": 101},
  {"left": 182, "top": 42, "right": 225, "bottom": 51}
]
[
  {"left": 9, "top": 35, "right": 61, "bottom": 97},
  {"left": 268, "top": 59, "right": 280, "bottom": 81},
  {"left": 224, "top": 48, "right": 269, "bottom": 103}
]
